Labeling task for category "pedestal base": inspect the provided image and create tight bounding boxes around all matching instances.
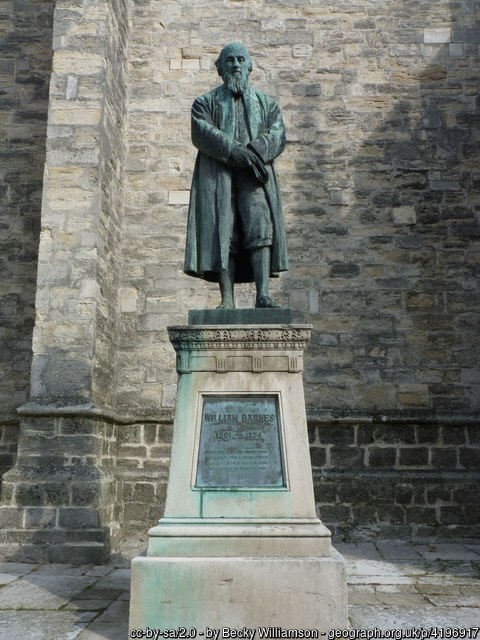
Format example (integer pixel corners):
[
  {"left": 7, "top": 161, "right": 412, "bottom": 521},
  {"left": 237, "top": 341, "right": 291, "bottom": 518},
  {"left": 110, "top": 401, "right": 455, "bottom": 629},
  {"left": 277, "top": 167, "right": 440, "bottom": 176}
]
[
  {"left": 129, "top": 323, "right": 348, "bottom": 632},
  {"left": 146, "top": 518, "right": 332, "bottom": 556},
  {"left": 130, "top": 552, "right": 347, "bottom": 631}
]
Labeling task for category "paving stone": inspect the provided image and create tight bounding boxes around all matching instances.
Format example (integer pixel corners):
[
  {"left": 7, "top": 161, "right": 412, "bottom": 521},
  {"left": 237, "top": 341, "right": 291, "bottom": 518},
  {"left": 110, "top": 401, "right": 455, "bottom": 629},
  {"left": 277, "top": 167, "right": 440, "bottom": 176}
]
[
  {"left": 349, "top": 575, "right": 417, "bottom": 585},
  {"left": 337, "top": 542, "right": 383, "bottom": 561},
  {"left": 416, "top": 575, "right": 479, "bottom": 587},
  {"left": 348, "top": 585, "right": 379, "bottom": 605},
  {"left": 93, "top": 568, "right": 131, "bottom": 591},
  {"left": 34, "top": 564, "right": 94, "bottom": 576},
  {"left": 92, "top": 598, "right": 130, "bottom": 622},
  {"left": 0, "top": 575, "right": 97, "bottom": 610},
  {"left": 76, "top": 620, "right": 129, "bottom": 639},
  {"left": 84, "top": 566, "right": 114, "bottom": 577},
  {"left": 465, "top": 545, "right": 480, "bottom": 556},
  {"left": 63, "top": 598, "right": 115, "bottom": 611},
  {"left": 376, "top": 541, "right": 425, "bottom": 562},
  {"left": 441, "top": 562, "right": 480, "bottom": 577},
  {"left": 0, "top": 610, "right": 96, "bottom": 640},
  {"left": 73, "top": 588, "right": 125, "bottom": 600},
  {"left": 348, "top": 559, "right": 407, "bottom": 577},
  {"left": 418, "top": 584, "right": 462, "bottom": 595},
  {"left": 459, "top": 583, "right": 480, "bottom": 594},
  {"left": 0, "top": 573, "right": 21, "bottom": 585},
  {"left": 425, "top": 595, "right": 480, "bottom": 607},
  {"left": 415, "top": 544, "right": 480, "bottom": 561},
  {"left": 0, "top": 563, "right": 37, "bottom": 576},
  {"left": 375, "top": 592, "right": 431, "bottom": 606},
  {"left": 349, "top": 605, "right": 480, "bottom": 629},
  {"left": 375, "top": 584, "right": 421, "bottom": 593}
]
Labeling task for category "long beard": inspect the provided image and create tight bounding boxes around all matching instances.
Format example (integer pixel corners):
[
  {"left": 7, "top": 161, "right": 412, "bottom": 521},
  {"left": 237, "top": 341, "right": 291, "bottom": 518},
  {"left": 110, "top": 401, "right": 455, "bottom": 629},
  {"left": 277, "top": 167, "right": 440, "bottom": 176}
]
[{"left": 223, "top": 70, "right": 249, "bottom": 95}]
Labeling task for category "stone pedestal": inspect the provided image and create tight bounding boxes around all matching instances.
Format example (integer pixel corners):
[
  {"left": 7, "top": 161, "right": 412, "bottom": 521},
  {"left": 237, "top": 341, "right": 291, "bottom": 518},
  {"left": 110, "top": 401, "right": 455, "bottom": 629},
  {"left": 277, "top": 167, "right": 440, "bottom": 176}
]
[{"left": 130, "top": 318, "right": 347, "bottom": 631}]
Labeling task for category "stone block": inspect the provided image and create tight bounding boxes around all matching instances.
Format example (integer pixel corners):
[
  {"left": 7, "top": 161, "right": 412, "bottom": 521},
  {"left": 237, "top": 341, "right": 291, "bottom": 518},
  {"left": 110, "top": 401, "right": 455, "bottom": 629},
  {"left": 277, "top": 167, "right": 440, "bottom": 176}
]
[
  {"left": 392, "top": 206, "right": 416, "bottom": 225},
  {"left": 416, "top": 425, "right": 440, "bottom": 444},
  {"left": 424, "top": 28, "right": 451, "bottom": 43},
  {"left": 438, "top": 506, "right": 463, "bottom": 525},
  {"left": 24, "top": 507, "right": 57, "bottom": 529},
  {"left": 431, "top": 448, "right": 458, "bottom": 469},
  {"left": 53, "top": 51, "right": 105, "bottom": 75},
  {"left": 130, "top": 555, "right": 347, "bottom": 631},
  {"left": 330, "top": 445, "right": 364, "bottom": 469},
  {"left": 452, "top": 27, "right": 480, "bottom": 43},
  {"left": 373, "top": 425, "right": 416, "bottom": 445},
  {"left": 70, "top": 483, "right": 101, "bottom": 507},
  {"left": 394, "top": 484, "right": 413, "bottom": 505},
  {"left": 310, "top": 446, "right": 327, "bottom": 467},
  {"left": 318, "top": 424, "right": 355, "bottom": 445},
  {"left": 318, "top": 504, "right": 352, "bottom": 523},
  {"left": 368, "top": 447, "right": 396, "bottom": 468},
  {"left": 442, "top": 426, "right": 466, "bottom": 445},
  {"left": 329, "top": 262, "right": 360, "bottom": 278},
  {"left": 189, "top": 308, "right": 293, "bottom": 324},
  {"left": 47, "top": 542, "right": 107, "bottom": 564},
  {"left": 459, "top": 447, "right": 480, "bottom": 469},
  {"left": 167, "top": 190, "right": 189, "bottom": 205},
  {"left": 0, "top": 506, "right": 24, "bottom": 528},
  {"left": 58, "top": 507, "right": 101, "bottom": 529},
  {"left": 398, "top": 447, "right": 429, "bottom": 468},
  {"left": 406, "top": 507, "right": 438, "bottom": 525},
  {"left": 449, "top": 43, "right": 463, "bottom": 56}
]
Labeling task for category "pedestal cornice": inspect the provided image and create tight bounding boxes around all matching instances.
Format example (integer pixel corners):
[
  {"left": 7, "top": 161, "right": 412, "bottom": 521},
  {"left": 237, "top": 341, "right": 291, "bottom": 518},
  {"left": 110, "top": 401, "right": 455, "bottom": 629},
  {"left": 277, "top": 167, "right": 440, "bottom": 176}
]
[{"left": 168, "top": 324, "right": 312, "bottom": 374}]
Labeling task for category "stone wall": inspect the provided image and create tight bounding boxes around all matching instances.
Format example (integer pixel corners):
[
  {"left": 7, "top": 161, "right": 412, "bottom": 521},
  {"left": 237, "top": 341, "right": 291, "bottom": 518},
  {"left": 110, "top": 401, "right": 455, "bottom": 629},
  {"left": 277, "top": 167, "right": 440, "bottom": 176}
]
[
  {"left": 29, "top": 0, "right": 130, "bottom": 409},
  {"left": 0, "top": 0, "right": 54, "bottom": 445},
  {"left": 116, "top": 0, "right": 480, "bottom": 423},
  {"left": 116, "top": 421, "right": 171, "bottom": 537},
  {"left": 112, "top": 0, "right": 479, "bottom": 543},
  {"left": 0, "top": 0, "right": 133, "bottom": 563},
  {"left": 311, "top": 421, "right": 480, "bottom": 541},
  {"left": 0, "top": 415, "right": 119, "bottom": 563}
]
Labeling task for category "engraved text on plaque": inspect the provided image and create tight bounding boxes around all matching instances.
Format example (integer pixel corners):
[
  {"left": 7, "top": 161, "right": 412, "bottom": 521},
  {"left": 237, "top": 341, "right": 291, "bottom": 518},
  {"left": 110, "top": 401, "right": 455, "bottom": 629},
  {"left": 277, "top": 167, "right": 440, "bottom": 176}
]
[{"left": 195, "top": 395, "right": 284, "bottom": 488}]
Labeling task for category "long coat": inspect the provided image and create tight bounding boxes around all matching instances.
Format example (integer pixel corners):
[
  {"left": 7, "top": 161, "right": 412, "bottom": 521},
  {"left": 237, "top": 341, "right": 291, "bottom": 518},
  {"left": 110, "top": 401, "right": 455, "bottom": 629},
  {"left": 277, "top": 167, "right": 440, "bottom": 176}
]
[{"left": 184, "top": 84, "right": 289, "bottom": 283}]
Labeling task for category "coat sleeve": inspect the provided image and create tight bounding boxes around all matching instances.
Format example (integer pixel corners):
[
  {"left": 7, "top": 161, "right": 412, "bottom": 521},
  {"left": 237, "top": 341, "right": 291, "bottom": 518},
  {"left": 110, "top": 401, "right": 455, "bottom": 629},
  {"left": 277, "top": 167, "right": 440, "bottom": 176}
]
[
  {"left": 248, "top": 99, "right": 286, "bottom": 164},
  {"left": 191, "top": 96, "right": 237, "bottom": 163}
]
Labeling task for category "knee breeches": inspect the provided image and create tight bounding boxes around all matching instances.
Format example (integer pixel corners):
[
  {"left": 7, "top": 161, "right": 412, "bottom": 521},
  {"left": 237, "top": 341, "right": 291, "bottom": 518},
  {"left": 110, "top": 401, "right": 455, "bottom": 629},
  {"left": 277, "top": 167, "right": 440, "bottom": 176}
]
[{"left": 230, "top": 169, "right": 273, "bottom": 253}]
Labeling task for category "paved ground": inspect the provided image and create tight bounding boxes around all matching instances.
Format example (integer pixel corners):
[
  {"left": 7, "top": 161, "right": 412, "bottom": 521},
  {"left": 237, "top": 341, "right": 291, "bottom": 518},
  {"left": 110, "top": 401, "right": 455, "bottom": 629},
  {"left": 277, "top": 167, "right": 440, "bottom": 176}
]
[{"left": 0, "top": 540, "right": 478, "bottom": 639}]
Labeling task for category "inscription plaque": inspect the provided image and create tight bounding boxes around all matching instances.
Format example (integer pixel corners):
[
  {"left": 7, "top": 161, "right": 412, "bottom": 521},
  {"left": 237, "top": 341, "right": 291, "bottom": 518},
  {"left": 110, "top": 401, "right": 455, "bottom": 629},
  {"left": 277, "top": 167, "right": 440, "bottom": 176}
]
[{"left": 195, "top": 395, "right": 285, "bottom": 488}]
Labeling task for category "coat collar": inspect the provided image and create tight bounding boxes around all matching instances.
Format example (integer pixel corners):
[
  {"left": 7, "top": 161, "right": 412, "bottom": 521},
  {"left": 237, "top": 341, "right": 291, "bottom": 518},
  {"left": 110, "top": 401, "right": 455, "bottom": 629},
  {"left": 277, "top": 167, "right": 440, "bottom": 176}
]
[{"left": 215, "top": 85, "right": 261, "bottom": 140}]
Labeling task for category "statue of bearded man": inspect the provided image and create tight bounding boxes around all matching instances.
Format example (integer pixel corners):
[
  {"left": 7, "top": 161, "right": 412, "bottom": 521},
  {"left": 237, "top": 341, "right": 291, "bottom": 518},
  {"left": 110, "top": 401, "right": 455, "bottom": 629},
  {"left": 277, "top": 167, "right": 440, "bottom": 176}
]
[{"left": 184, "top": 42, "right": 289, "bottom": 309}]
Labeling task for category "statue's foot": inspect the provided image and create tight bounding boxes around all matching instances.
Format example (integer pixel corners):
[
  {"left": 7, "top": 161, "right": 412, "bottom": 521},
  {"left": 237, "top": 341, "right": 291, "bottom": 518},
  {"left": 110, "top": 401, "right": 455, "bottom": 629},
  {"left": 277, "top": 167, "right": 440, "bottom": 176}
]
[
  {"left": 255, "top": 295, "right": 281, "bottom": 309},
  {"left": 216, "top": 301, "right": 235, "bottom": 310}
]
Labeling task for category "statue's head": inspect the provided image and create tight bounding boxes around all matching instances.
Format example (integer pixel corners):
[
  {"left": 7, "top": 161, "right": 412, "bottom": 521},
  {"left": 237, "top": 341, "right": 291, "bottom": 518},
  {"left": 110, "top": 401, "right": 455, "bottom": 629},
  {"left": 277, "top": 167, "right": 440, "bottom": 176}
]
[{"left": 215, "top": 42, "right": 252, "bottom": 95}]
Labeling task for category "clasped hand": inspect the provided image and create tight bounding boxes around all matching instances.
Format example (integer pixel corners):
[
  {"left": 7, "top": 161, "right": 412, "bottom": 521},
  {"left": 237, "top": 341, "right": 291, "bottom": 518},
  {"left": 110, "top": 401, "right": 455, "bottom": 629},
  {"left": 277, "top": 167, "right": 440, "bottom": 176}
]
[{"left": 229, "top": 145, "right": 257, "bottom": 168}]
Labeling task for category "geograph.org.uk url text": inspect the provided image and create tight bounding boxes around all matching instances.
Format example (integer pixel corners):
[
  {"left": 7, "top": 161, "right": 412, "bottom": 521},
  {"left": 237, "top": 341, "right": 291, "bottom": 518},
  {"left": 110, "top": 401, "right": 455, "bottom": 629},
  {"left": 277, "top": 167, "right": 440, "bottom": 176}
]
[{"left": 327, "top": 629, "right": 479, "bottom": 640}]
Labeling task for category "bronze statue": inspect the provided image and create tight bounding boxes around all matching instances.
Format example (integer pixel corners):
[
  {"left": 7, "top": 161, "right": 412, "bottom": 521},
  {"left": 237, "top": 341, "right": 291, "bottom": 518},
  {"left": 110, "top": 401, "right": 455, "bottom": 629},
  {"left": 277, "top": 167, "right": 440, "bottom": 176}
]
[{"left": 184, "top": 42, "right": 288, "bottom": 309}]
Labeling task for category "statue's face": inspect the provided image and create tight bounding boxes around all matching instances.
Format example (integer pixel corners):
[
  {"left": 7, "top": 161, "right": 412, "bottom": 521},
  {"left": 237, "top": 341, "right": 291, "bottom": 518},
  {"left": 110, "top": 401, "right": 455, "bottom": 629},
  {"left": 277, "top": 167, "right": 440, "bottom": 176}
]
[
  {"left": 224, "top": 50, "right": 250, "bottom": 80},
  {"left": 219, "top": 46, "right": 251, "bottom": 95}
]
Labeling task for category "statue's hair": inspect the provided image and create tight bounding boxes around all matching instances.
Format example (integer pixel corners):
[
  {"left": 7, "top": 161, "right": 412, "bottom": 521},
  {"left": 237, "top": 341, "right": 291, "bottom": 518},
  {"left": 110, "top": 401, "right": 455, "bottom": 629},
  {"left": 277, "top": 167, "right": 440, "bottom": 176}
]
[{"left": 215, "top": 42, "right": 253, "bottom": 76}]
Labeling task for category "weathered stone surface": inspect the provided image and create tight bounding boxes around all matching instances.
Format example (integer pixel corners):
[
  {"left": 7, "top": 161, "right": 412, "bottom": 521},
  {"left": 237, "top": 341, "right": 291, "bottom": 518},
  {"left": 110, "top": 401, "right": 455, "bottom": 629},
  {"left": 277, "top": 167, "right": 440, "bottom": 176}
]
[
  {"left": 188, "top": 308, "right": 293, "bottom": 325},
  {"left": 113, "top": 0, "right": 480, "bottom": 420},
  {"left": 0, "top": 0, "right": 53, "bottom": 424}
]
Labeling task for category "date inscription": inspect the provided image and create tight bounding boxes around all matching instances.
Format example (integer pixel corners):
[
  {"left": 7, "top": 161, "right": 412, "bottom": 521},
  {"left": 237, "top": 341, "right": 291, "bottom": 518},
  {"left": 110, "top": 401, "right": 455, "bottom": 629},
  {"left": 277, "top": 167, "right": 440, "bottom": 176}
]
[{"left": 195, "top": 395, "right": 284, "bottom": 488}]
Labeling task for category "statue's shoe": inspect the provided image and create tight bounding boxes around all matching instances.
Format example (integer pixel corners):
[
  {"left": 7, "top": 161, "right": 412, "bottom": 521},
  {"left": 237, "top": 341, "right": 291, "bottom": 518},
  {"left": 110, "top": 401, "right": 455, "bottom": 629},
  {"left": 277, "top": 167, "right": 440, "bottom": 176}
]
[
  {"left": 216, "top": 301, "right": 235, "bottom": 310},
  {"left": 255, "top": 295, "right": 281, "bottom": 309}
]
